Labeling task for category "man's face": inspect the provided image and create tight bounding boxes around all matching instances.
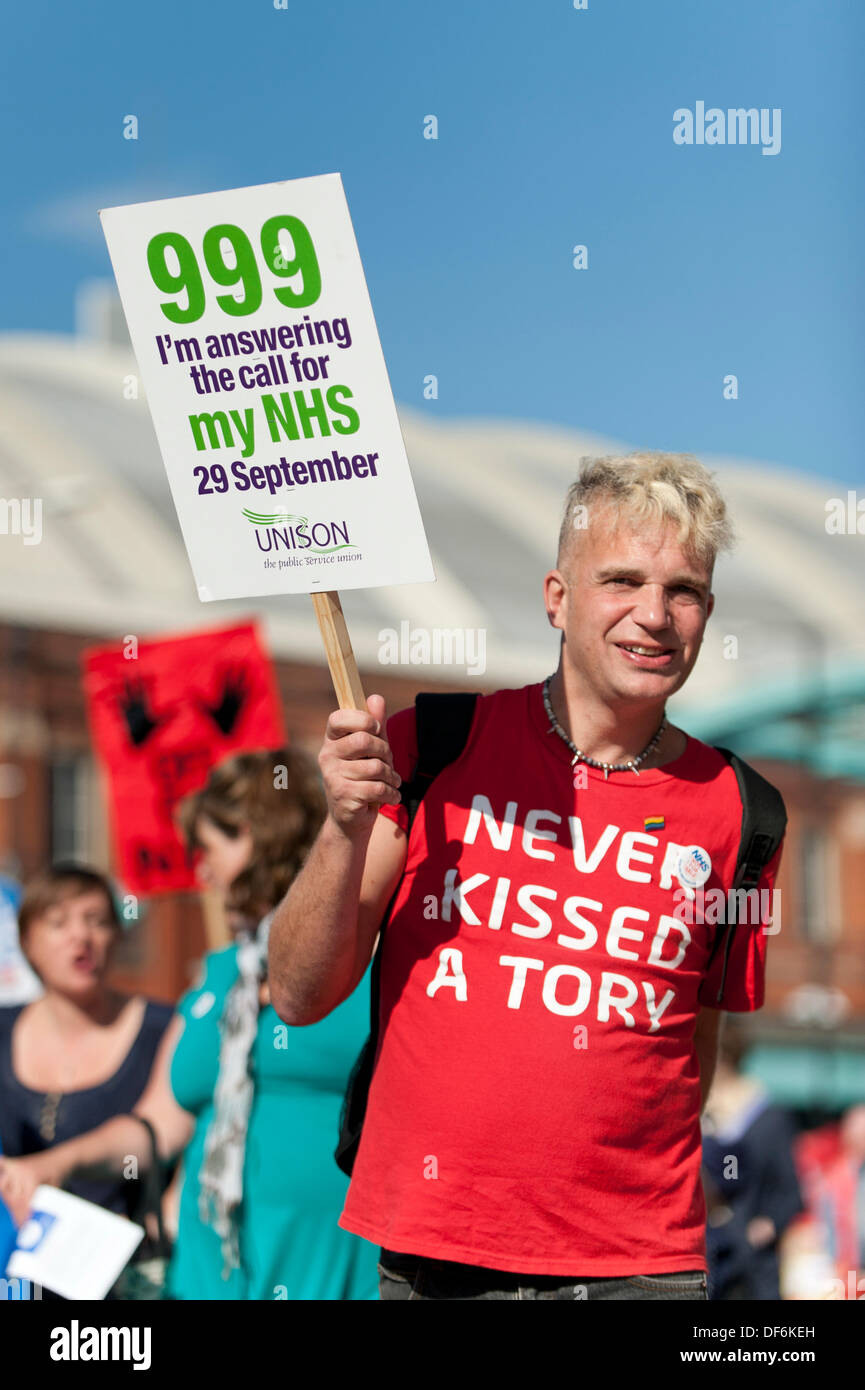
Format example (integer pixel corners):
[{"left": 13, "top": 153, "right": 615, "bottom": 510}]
[{"left": 545, "top": 505, "right": 715, "bottom": 705}]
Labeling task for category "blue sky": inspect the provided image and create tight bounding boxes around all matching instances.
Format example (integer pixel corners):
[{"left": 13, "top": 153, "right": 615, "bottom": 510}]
[{"left": 3, "top": 0, "right": 863, "bottom": 484}]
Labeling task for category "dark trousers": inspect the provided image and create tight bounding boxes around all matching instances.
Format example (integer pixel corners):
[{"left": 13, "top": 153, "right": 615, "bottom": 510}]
[{"left": 378, "top": 1248, "right": 708, "bottom": 1301}]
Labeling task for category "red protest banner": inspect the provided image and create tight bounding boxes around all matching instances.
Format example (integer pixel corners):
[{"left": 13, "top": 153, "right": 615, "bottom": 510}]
[{"left": 83, "top": 622, "right": 286, "bottom": 894}]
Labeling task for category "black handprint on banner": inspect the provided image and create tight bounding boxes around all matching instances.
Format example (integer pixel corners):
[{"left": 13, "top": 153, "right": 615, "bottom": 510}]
[
  {"left": 195, "top": 665, "right": 249, "bottom": 736},
  {"left": 119, "top": 679, "right": 175, "bottom": 747}
]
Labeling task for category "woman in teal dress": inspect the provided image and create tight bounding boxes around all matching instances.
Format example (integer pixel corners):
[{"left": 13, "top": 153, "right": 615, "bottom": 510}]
[
  {"left": 0, "top": 748, "right": 378, "bottom": 1301},
  {"left": 166, "top": 935, "right": 375, "bottom": 1300}
]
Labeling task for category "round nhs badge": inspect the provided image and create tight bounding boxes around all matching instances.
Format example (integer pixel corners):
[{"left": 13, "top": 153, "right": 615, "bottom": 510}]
[{"left": 677, "top": 845, "right": 712, "bottom": 895}]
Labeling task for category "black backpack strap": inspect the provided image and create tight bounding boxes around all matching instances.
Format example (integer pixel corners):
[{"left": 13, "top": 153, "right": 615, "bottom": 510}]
[
  {"left": 402, "top": 692, "right": 480, "bottom": 820},
  {"left": 368, "top": 691, "right": 479, "bottom": 1021},
  {"left": 335, "top": 692, "right": 479, "bottom": 1175},
  {"left": 708, "top": 748, "right": 787, "bottom": 1005}
]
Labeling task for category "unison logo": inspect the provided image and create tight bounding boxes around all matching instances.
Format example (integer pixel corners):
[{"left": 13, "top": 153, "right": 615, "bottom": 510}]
[
  {"left": 243, "top": 510, "right": 357, "bottom": 555},
  {"left": 673, "top": 102, "right": 781, "bottom": 156}
]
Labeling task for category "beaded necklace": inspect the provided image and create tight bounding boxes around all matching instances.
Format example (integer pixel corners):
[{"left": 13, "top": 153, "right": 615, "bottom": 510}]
[{"left": 542, "top": 676, "right": 666, "bottom": 780}]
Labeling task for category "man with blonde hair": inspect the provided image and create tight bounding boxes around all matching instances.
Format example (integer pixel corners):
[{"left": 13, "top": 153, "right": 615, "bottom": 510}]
[{"left": 269, "top": 451, "right": 785, "bottom": 1300}]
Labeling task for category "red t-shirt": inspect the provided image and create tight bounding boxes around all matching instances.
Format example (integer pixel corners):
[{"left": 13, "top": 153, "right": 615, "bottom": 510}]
[{"left": 338, "top": 681, "right": 783, "bottom": 1275}]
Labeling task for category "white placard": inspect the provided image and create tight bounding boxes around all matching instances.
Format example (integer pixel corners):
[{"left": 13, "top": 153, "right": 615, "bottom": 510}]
[
  {"left": 6, "top": 1186, "right": 144, "bottom": 1300},
  {"left": 0, "top": 878, "right": 41, "bottom": 1005},
  {"left": 100, "top": 174, "right": 435, "bottom": 601}
]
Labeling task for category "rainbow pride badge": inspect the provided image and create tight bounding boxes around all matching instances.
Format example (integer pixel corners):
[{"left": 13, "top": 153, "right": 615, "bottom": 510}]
[{"left": 644, "top": 815, "right": 665, "bottom": 831}]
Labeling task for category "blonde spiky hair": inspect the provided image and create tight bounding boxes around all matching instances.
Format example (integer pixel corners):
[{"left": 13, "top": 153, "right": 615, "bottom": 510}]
[{"left": 557, "top": 451, "right": 735, "bottom": 572}]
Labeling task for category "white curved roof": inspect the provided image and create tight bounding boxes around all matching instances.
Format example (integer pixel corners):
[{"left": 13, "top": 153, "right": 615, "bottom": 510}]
[{"left": 0, "top": 331, "right": 860, "bottom": 716}]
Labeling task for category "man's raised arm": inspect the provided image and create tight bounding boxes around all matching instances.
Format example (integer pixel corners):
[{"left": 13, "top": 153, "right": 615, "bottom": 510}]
[{"left": 268, "top": 694, "right": 408, "bottom": 1026}]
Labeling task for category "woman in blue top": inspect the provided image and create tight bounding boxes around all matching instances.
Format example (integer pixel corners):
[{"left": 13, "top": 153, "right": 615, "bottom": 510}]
[
  {"left": 0, "top": 864, "right": 173, "bottom": 1297},
  {"left": 0, "top": 750, "right": 378, "bottom": 1301}
]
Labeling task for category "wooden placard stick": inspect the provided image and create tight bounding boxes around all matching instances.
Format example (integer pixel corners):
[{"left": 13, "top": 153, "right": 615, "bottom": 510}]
[{"left": 311, "top": 591, "right": 367, "bottom": 710}]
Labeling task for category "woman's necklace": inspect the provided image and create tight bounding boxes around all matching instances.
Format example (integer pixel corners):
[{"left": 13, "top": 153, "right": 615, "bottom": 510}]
[
  {"left": 542, "top": 675, "right": 666, "bottom": 780},
  {"left": 29, "top": 996, "right": 131, "bottom": 1141}
]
